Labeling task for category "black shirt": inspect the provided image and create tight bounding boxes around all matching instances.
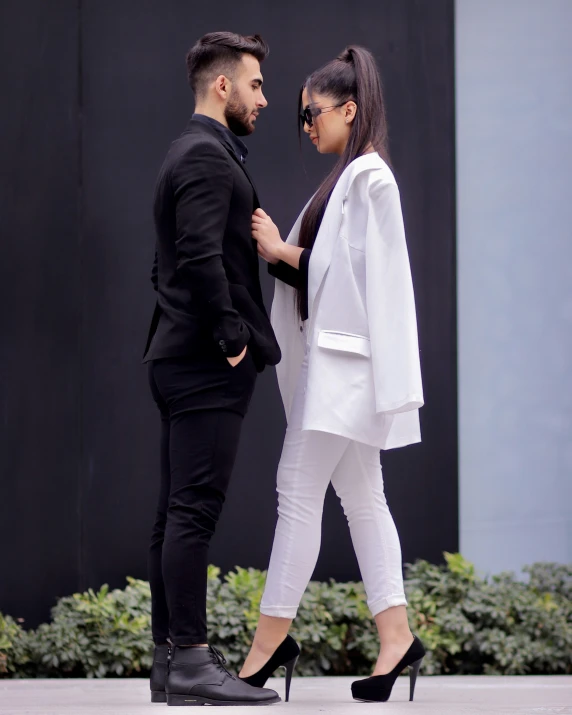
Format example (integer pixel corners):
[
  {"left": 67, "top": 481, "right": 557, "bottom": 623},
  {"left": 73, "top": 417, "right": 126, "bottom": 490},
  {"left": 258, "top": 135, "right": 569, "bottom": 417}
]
[
  {"left": 268, "top": 249, "right": 312, "bottom": 320},
  {"left": 192, "top": 114, "right": 249, "bottom": 164}
]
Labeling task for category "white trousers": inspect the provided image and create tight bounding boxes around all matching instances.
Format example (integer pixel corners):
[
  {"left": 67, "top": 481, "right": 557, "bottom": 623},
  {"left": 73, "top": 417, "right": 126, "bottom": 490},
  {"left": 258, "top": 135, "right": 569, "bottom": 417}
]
[{"left": 260, "top": 356, "right": 407, "bottom": 619}]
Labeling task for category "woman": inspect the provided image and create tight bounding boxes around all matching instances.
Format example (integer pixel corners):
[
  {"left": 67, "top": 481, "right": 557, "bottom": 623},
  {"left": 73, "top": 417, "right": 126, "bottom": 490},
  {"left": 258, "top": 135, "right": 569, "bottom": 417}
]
[{"left": 239, "top": 46, "right": 425, "bottom": 703}]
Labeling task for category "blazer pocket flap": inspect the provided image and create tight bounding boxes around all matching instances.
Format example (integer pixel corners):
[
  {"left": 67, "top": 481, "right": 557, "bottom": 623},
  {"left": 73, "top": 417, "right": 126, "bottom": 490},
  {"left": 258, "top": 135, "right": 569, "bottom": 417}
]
[{"left": 318, "top": 330, "right": 371, "bottom": 358}]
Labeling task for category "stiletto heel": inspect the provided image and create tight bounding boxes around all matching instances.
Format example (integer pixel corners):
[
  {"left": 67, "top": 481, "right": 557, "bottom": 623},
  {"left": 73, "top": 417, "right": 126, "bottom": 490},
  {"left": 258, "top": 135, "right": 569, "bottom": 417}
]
[
  {"left": 409, "top": 657, "right": 423, "bottom": 701},
  {"left": 351, "top": 635, "right": 426, "bottom": 703},
  {"left": 283, "top": 655, "right": 298, "bottom": 703},
  {"left": 240, "top": 634, "right": 301, "bottom": 702}
]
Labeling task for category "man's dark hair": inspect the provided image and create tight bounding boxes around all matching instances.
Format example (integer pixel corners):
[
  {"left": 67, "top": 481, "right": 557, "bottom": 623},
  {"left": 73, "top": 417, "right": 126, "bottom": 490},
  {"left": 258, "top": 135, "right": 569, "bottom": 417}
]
[{"left": 186, "top": 32, "right": 269, "bottom": 99}]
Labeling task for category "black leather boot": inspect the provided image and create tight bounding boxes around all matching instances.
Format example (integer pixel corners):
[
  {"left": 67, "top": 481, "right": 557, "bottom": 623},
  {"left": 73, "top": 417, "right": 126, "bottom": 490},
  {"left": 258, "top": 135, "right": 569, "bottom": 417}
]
[
  {"left": 150, "top": 643, "right": 171, "bottom": 703},
  {"left": 166, "top": 645, "right": 281, "bottom": 706}
]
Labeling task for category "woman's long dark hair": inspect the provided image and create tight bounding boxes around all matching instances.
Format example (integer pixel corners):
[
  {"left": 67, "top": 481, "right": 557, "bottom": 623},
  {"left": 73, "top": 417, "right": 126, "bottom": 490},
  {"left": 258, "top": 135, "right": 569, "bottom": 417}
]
[{"left": 296, "top": 46, "right": 390, "bottom": 317}]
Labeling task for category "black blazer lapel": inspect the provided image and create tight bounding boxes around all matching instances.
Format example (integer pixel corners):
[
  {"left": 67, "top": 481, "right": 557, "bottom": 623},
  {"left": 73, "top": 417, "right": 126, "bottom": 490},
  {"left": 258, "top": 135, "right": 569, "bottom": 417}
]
[
  {"left": 184, "top": 119, "right": 260, "bottom": 207},
  {"left": 224, "top": 148, "right": 261, "bottom": 209}
]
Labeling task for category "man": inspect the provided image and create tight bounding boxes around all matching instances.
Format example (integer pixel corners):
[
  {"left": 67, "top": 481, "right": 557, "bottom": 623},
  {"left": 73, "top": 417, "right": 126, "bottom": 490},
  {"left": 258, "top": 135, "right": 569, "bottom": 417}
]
[{"left": 143, "top": 32, "right": 281, "bottom": 707}]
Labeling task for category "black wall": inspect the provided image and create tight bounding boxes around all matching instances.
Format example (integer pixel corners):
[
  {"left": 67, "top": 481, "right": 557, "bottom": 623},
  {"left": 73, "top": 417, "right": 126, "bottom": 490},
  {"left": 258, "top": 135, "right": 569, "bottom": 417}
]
[{"left": 0, "top": 0, "right": 457, "bottom": 627}]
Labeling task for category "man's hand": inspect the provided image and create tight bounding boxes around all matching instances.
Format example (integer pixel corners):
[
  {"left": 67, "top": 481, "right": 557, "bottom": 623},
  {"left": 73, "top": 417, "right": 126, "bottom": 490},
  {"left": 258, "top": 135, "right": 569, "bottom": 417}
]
[{"left": 227, "top": 345, "right": 247, "bottom": 367}]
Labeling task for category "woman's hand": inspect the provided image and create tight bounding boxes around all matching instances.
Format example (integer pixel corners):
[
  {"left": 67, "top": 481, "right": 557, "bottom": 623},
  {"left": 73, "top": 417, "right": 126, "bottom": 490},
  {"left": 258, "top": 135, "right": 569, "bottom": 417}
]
[{"left": 252, "top": 209, "right": 283, "bottom": 264}]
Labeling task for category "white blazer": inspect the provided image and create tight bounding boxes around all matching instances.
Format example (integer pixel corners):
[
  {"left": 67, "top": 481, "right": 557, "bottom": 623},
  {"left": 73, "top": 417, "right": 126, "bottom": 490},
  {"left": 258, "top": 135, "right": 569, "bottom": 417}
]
[{"left": 270, "top": 152, "right": 423, "bottom": 450}]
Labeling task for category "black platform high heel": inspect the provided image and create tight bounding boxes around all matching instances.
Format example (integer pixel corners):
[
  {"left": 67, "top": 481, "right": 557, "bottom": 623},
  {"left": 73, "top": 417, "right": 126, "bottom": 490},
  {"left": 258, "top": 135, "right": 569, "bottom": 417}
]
[
  {"left": 351, "top": 635, "right": 426, "bottom": 703},
  {"left": 239, "top": 634, "right": 300, "bottom": 703}
]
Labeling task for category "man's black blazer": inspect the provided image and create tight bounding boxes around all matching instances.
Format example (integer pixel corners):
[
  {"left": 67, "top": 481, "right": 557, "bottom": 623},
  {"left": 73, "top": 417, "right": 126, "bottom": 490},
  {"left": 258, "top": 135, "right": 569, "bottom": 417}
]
[{"left": 143, "top": 119, "right": 281, "bottom": 370}]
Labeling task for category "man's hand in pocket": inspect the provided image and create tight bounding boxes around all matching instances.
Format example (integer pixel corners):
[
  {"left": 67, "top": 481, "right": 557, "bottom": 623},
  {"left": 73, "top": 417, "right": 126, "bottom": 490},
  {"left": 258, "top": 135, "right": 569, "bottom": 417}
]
[{"left": 227, "top": 346, "right": 247, "bottom": 367}]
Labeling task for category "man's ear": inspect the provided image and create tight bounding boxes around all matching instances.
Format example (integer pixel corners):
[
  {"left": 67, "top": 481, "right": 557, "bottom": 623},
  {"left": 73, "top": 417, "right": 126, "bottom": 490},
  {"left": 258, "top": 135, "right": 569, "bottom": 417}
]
[{"left": 214, "top": 74, "right": 230, "bottom": 100}]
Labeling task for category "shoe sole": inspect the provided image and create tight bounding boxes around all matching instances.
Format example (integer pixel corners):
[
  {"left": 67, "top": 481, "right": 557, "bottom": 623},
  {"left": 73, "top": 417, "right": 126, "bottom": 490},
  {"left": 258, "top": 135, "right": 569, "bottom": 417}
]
[
  {"left": 151, "top": 691, "right": 167, "bottom": 703},
  {"left": 167, "top": 694, "right": 281, "bottom": 706}
]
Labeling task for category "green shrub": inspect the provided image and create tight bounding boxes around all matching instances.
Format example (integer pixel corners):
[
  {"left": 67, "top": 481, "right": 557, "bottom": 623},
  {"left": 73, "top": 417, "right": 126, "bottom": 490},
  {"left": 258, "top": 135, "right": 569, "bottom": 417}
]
[
  {"left": 1, "top": 556, "right": 570, "bottom": 678},
  {"left": 0, "top": 614, "right": 30, "bottom": 676},
  {"left": 405, "top": 555, "right": 572, "bottom": 675},
  {"left": 0, "top": 578, "right": 153, "bottom": 678}
]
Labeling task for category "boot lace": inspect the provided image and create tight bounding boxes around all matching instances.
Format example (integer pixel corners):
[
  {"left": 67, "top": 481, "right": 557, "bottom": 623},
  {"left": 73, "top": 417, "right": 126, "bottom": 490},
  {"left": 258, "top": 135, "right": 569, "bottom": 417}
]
[{"left": 209, "top": 645, "right": 235, "bottom": 679}]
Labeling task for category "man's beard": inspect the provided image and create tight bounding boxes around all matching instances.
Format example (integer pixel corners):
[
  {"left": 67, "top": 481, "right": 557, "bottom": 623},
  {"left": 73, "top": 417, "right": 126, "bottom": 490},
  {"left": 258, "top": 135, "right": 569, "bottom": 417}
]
[{"left": 224, "top": 89, "right": 253, "bottom": 137}]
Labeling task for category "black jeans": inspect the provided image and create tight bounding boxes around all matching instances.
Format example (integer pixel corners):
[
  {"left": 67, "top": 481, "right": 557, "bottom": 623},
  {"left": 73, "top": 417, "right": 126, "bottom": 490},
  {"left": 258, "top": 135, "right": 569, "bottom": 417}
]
[{"left": 148, "top": 349, "right": 257, "bottom": 646}]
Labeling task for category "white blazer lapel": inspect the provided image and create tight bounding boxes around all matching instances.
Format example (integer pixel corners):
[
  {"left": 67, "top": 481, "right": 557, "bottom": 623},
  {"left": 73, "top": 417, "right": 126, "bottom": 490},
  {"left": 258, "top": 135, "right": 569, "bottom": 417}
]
[
  {"left": 270, "top": 199, "right": 311, "bottom": 418},
  {"left": 284, "top": 197, "right": 311, "bottom": 246},
  {"left": 307, "top": 154, "right": 382, "bottom": 322},
  {"left": 307, "top": 178, "right": 347, "bottom": 321}
]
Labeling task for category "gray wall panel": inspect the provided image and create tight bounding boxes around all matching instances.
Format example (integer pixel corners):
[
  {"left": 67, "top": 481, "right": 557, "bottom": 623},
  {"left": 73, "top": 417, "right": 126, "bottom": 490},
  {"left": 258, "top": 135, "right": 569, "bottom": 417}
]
[{"left": 456, "top": 0, "right": 572, "bottom": 573}]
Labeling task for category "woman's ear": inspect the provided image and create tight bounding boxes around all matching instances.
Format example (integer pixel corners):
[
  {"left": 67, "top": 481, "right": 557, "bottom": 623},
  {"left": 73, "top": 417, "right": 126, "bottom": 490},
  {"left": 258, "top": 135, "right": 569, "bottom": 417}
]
[{"left": 345, "top": 101, "right": 357, "bottom": 124}]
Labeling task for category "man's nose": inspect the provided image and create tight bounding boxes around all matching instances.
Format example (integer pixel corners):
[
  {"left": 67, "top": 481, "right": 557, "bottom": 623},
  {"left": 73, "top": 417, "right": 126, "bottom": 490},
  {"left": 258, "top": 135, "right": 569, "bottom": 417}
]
[{"left": 258, "top": 92, "right": 268, "bottom": 108}]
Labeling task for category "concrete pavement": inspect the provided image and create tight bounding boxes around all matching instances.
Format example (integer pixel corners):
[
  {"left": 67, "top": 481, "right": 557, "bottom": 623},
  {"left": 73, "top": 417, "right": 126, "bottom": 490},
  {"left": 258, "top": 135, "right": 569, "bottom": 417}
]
[{"left": 1, "top": 676, "right": 571, "bottom": 714}]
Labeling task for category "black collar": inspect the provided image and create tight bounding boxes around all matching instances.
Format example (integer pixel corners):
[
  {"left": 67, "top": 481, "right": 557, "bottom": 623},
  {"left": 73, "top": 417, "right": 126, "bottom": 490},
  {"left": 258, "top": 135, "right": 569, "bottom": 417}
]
[{"left": 191, "top": 114, "right": 248, "bottom": 164}]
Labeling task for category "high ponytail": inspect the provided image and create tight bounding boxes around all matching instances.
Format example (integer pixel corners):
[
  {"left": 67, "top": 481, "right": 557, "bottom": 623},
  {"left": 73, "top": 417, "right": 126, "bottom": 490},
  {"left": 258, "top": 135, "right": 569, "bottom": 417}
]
[
  {"left": 295, "top": 45, "right": 390, "bottom": 318},
  {"left": 342, "top": 46, "right": 389, "bottom": 161}
]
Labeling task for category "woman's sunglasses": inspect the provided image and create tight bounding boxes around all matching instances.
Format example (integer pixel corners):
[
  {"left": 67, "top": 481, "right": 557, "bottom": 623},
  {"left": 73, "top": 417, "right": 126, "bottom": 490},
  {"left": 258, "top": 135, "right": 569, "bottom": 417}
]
[{"left": 299, "top": 102, "right": 349, "bottom": 128}]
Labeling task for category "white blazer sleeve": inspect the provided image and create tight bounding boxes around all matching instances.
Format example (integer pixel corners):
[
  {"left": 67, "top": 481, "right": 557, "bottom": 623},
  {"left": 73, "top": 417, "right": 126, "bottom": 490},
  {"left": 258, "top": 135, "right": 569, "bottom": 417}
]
[{"left": 364, "top": 177, "right": 424, "bottom": 414}]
